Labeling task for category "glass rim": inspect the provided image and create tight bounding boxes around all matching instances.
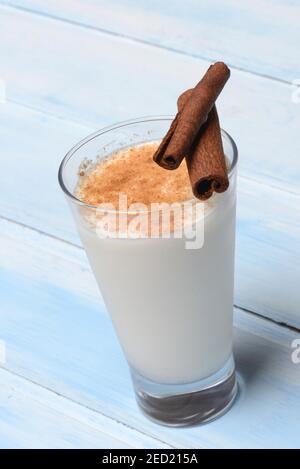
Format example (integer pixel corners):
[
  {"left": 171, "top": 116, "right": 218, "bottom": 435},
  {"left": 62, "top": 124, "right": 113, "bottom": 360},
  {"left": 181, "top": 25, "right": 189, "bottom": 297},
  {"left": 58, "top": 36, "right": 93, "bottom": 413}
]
[{"left": 58, "top": 115, "right": 238, "bottom": 211}]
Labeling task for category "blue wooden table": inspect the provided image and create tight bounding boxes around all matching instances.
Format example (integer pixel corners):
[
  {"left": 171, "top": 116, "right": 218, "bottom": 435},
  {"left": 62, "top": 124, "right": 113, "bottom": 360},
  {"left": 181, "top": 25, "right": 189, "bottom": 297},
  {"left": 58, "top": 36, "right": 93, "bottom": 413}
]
[{"left": 0, "top": 0, "right": 299, "bottom": 448}]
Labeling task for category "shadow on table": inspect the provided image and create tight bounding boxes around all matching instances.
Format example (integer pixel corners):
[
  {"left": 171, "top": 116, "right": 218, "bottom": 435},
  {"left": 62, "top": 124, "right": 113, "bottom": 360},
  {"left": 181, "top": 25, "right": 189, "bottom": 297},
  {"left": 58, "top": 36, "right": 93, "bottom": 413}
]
[{"left": 233, "top": 327, "right": 283, "bottom": 388}]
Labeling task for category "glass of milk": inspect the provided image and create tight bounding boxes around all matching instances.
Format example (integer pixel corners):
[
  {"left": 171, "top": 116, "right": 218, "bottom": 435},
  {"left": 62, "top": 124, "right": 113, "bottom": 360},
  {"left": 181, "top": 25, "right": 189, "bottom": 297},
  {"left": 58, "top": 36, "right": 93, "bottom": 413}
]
[{"left": 58, "top": 117, "right": 238, "bottom": 426}]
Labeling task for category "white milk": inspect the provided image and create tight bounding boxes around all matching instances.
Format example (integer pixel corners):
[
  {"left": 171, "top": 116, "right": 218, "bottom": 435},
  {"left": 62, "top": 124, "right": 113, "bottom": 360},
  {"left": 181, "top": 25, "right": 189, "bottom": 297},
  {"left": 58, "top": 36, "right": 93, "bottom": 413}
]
[{"left": 77, "top": 186, "right": 236, "bottom": 385}]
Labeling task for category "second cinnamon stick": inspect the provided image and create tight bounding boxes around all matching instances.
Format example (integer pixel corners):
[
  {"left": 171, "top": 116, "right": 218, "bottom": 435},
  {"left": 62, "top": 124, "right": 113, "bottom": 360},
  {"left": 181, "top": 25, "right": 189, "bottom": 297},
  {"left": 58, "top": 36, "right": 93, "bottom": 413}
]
[{"left": 177, "top": 89, "right": 229, "bottom": 201}]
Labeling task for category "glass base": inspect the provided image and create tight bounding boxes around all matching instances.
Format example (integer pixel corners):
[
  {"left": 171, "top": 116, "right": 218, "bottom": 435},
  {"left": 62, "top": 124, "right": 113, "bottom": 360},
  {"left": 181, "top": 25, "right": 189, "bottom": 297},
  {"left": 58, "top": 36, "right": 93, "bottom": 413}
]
[{"left": 131, "top": 355, "right": 238, "bottom": 427}]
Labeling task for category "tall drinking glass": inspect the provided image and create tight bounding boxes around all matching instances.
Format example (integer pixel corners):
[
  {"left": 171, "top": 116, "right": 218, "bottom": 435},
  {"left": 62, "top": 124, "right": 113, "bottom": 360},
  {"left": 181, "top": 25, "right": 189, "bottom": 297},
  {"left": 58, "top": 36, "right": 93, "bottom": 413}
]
[{"left": 58, "top": 117, "right": 238, "bottom": 426}]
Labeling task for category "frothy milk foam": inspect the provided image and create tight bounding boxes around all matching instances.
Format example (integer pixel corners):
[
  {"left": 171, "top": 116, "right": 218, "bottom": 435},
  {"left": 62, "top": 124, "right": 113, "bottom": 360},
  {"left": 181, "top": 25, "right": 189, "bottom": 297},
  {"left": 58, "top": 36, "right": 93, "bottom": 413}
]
[
  {"left": 75, "top": 142, "right": 236, "bottom": 384},
  {"left": 76, "top": 142, "right": 193, "bottom": 207}
]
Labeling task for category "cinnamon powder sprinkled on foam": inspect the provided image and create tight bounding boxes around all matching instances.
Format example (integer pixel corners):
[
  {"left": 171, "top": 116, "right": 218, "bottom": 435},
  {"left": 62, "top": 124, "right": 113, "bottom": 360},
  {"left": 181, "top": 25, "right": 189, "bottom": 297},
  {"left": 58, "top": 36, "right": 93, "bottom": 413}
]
[{"left": 76, "top": 142, "right": 193, "bottom": 207}]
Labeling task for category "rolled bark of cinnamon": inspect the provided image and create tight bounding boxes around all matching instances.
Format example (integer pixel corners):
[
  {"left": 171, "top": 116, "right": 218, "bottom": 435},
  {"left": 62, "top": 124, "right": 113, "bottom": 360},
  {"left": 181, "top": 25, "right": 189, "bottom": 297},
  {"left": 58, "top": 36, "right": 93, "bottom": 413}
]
[
  {"left": 153, "top": 62, "right": 230, "bottom": 170},
  {"left": 186, "top": 106, "right": 229, "bottom": 200},
  {"left": 177, "top": 88, "right": 229, "bottom": 201}
]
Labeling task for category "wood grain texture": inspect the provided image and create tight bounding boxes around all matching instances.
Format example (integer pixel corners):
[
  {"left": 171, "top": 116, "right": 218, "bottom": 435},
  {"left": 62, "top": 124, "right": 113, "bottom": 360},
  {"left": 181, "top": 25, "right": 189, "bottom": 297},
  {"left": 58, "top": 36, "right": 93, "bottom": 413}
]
[
  {"left": 0, "top": 217, "right": 299, "bottom": 448},
  {"left": 1, "top": 102, "right": 299, "bottom": 327},
  {"left": 0, "top": 6, "right": 299, "bottom": 196},
  {"left": 0, "top": 368, "right": 169, "bottom": 448},
  {"left": 0, "top": 1, "right": 299, "bottom": 448},
  {"left": 1, "top": 0, "right": 299, "bottom": 82}
]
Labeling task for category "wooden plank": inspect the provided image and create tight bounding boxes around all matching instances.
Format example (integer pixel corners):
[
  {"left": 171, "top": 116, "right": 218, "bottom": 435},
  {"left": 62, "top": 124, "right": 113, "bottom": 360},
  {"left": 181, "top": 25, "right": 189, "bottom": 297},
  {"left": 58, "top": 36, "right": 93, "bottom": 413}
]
[
  {"left": 1, "top": 101, "right": 300, "bottom": 327},
  {"left": 0, "top": 103, "right": 90, "bottom": 245},
  {"left": 1, "top": 0, "right": 299, "bottom": 82},
  {"left": 0, "top": 217, "right": 299, "bottom": 448},
  {"left": 236, "top": 179, "right": 300, "bottom": 328},
  {"left": 0, "top": 368, "right": 169, "bottom": 448},
  {"left": 0, "top": 7, "right": 300, "bottom": 194}
]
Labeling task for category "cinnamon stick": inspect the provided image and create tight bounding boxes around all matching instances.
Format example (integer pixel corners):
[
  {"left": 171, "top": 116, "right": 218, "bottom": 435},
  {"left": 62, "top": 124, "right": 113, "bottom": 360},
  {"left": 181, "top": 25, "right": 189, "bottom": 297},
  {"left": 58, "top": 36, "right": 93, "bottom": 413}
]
[
  {"left": 177, "top": 88, "right": 229, "bottom": 200},
  {"left": 153, "top": 62, "right": 230, "bottom": 169},
  {"left": 187, "top": 106, "right": 229, "bottom": 200}
]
